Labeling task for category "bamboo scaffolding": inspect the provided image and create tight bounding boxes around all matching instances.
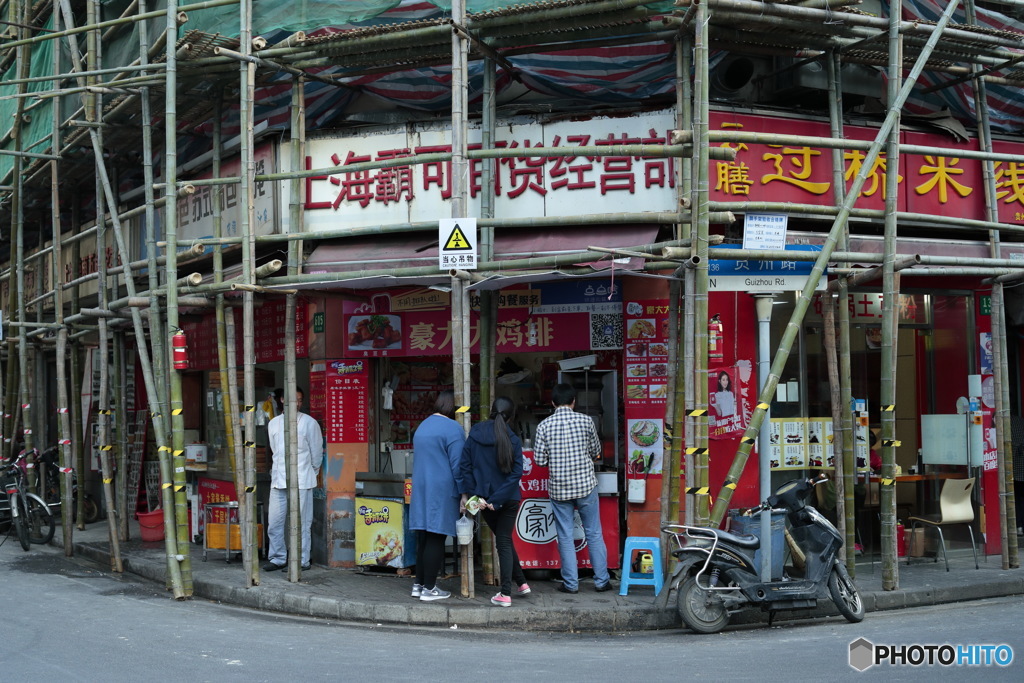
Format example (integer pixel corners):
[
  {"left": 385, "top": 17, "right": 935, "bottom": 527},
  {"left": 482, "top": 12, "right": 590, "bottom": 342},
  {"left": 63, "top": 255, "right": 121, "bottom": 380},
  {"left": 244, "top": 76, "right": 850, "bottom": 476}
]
[
  {"left": 479, "top": 57, "right": 496, "bottom": 587},
  {"left": 50, "top": 4, "right": 74, "bottom": 555},
  {"left": 878, "top": 0, "right": 903, "bottom": 590},
  {"left": 87, "top": 0, "right": 125, "bottom": 574},
  {"left": 1, "top": 0, "right": 237, "bottom": 50},
  {"left": 969, "top": 0, "right": 1018, "bottom": 569},
  {"left": 161, "top": 0, "right": 194, "bottom": 596},
  {"left": 825, "top": 47, "right": 854, "bottom": 573},
  {"left": 708, "top": 0, "right": 963, "bottom": 530},
  {"left": 285, "top": 76, "right": 306, "bottom": 583},
  {"left": 238, "top": 0, "right": 260, "bottom": 585}
]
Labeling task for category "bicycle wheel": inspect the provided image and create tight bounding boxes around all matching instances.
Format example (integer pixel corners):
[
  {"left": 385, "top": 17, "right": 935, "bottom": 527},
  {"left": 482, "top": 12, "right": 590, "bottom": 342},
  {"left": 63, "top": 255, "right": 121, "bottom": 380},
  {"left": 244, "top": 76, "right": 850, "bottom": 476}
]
[
  {"left": 25, "top": 494, "right": 55, "bottom": 544},
  {"left": 12, "top": 494, "right": 31, "bottom": 551}
]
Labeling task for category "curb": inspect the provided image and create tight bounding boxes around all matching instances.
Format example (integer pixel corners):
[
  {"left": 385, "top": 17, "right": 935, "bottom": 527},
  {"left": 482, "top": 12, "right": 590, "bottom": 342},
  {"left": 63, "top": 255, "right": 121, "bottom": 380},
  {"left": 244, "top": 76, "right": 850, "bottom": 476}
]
[{"left": 58, "top": 537, "right": 1023, "bottom": 632}]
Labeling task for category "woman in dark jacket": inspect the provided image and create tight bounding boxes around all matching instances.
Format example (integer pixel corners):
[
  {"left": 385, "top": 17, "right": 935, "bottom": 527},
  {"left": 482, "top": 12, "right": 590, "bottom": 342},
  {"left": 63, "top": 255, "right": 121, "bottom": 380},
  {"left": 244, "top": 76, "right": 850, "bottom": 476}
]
[{"left": 458, "top": 396, "right": 529, "bottom": 607}]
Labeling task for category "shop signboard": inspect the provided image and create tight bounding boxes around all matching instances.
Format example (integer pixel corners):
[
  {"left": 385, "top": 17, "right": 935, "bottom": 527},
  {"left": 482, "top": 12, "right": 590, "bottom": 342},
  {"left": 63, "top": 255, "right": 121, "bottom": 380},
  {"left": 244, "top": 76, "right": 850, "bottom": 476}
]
[
  {"left": 303, "top": 109, "right": 1024, "bottom": 232},
  {"left": 341, "top": 281, "right": 622, "bottom": 358}
]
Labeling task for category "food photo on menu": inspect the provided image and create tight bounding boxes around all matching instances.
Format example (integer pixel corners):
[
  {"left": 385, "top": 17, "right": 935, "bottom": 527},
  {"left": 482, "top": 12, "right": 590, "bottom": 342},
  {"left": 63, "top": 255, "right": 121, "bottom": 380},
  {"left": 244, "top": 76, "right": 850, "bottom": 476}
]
[{"left": 348, "top": 314, "right": 403, "bottom": 350}]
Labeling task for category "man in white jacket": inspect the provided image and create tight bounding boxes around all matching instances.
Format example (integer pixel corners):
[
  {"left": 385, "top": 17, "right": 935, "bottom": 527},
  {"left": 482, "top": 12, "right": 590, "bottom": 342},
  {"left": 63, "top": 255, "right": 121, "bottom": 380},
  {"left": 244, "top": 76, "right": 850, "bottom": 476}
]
[{"left": 263, "top": 387, "right": 323, "bottom": 571}]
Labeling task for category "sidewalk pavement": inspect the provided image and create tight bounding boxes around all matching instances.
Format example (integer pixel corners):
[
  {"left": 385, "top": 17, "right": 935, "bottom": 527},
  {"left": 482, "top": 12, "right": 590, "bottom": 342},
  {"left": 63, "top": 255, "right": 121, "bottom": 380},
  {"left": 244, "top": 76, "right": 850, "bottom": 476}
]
[{"left": 52, "top": 521, "right": 1024, "bottom": 632}]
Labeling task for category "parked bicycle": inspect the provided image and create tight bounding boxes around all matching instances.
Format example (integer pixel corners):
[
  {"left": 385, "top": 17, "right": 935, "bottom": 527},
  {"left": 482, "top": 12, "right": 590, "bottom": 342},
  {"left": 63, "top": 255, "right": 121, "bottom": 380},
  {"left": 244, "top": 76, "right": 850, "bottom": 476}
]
[
  {"left": 1, "top": 451, "right": 56, "bottom": 550},
  {"left": 39, "top": 446, "right": 100, "bottom": 524}
]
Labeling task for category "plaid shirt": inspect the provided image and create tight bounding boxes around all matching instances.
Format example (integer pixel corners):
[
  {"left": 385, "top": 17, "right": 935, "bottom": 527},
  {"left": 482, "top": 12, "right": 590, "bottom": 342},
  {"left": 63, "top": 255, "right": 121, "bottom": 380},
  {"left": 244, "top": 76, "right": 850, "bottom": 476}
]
[{"left": 533, "top": 406, "right": 600, "bottom": 501}]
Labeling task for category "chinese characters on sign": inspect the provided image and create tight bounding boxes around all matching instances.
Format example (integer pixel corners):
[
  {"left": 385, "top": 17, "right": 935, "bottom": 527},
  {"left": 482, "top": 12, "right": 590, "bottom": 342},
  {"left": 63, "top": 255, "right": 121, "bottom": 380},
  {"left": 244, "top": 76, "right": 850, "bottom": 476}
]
[
  {"left": 325, "top": 361, "right": 369, "bottom": 444},
  {"left": 438, "top": 218, "right": 477, "bottom": 270}
]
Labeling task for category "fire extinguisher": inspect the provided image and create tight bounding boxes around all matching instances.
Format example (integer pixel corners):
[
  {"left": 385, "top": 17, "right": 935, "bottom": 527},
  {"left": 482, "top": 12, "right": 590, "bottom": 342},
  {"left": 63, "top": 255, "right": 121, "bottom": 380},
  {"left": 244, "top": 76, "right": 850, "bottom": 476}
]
[
  {"left": 172, "top": 329, "right": 190, "bottom": 370},
  {"left": 708, "top": 314, "right": 724, "bottom": 360}
]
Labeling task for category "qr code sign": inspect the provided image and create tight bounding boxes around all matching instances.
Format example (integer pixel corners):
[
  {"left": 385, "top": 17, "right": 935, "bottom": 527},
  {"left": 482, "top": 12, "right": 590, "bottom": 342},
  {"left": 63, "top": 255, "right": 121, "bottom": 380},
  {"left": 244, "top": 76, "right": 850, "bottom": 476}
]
[{"left": 590, "top": 313, "right": 622, "bottom": 350}]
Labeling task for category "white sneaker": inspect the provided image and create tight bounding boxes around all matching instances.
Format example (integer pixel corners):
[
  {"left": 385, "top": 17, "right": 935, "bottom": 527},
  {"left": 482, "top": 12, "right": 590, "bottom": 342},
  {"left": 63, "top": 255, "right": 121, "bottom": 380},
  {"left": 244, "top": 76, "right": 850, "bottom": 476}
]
[
  {"left": 419, "top": 586, "right": 451, "bottom": 601},
  {"left": 411, "top": 583, "right": 423, "bottom": 598}
]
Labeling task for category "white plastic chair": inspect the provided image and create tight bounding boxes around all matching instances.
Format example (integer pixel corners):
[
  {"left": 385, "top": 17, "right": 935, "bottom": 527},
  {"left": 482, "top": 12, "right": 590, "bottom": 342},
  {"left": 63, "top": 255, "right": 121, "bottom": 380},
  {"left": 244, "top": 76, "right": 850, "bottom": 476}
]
[{"left": 907, "top": 477, "right": 978, "bottom": 571}]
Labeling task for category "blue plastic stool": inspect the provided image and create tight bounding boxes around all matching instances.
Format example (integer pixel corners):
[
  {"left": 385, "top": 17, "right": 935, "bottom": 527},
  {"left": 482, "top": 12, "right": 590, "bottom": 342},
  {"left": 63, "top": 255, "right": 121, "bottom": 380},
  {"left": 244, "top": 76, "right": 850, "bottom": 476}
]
[{"left": 619, "top": 536, "right": 663, "bottom": 596}]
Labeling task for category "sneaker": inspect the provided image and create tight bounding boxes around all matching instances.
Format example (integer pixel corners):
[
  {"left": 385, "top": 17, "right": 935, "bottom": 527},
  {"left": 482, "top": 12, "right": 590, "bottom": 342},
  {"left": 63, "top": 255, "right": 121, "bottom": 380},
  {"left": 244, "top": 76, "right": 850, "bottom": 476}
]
[
  {"left": 490, "top": 593, "right": 511, "bottom": 607},
  {"left": 301, "top": 563, "right": 311, "bottom": 571},
  {"left": 557, "top": 584, "right": 578, "bottom": 594},
  {"left": 594, "top": 581, "right": 613, "bottom": 592},
  {"left": 411, "top": 583, "right": 423, "bottom": 598},
  {"left": 515, "top": 583, "right": 531, "bottom": 595},
  {"left": 419, "top": 586, "right": 451, "bottom": 602},
  {"left": 261, "top": 562, "right": 285, "bottom": 572}
]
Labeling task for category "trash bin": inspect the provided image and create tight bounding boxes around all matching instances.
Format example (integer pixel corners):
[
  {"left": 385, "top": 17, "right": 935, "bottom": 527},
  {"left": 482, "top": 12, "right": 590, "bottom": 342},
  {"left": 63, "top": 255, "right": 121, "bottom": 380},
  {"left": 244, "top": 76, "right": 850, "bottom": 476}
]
[{"left": 728, "top": 509, "right": 785, "bottom": 580}]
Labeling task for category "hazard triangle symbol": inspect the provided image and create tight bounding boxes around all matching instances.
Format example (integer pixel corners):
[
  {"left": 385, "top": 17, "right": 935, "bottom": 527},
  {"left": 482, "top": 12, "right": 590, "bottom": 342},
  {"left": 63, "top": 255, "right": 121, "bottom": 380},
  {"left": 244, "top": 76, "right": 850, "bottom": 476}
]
[{"left": 443, "top": 224, "right": 473, "bottom": 251}]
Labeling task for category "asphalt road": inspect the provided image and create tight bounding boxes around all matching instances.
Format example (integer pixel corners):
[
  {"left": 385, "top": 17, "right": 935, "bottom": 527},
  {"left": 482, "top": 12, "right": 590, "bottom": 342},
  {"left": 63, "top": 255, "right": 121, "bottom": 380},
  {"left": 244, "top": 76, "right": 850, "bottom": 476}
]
[{"left": 2, "top": 536, "right": 1022, "bottom": 682}]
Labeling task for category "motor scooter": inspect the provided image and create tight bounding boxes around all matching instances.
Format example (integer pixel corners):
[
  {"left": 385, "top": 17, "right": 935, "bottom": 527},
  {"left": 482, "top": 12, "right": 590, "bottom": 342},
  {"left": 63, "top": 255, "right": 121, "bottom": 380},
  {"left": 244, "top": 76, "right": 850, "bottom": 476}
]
[{"left": 662, "top": 474, "right": 864, "bottom": 633}]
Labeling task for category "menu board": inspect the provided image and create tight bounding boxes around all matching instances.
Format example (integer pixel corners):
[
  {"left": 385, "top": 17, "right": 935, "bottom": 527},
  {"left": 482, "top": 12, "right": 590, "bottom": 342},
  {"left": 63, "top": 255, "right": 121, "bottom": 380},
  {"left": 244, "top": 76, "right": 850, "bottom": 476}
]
[
  {"left": 768, "top": 417, "right": 835, "bottom": 470},
  {"left": 324, "top": 360, "right": 369, "bottom": 443},
  {"left": 622, "top": 300, "right": 670, "bottom": 409}
]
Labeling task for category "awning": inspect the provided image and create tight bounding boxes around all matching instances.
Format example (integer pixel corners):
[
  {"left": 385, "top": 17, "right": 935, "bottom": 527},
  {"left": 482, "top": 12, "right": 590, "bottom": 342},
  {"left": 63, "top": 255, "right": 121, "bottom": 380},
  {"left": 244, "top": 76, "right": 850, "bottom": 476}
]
[{"left": 294, "top": 224, "right": 662, "bottom": 290}]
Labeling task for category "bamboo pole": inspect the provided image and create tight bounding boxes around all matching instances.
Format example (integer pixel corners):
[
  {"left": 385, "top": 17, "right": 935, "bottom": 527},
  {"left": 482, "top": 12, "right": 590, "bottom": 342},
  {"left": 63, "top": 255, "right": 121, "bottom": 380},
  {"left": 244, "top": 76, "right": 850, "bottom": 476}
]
[
  {"left": 689, "top": 0, "right": 712, "bottom": 526},
  {"left": 878, "top": 0, "right": 903, "bottom": 591},
  {"left": 286, "top": 75, "right": 308, "bottom": 581},
  {"left": 49, "top": 4, "right": 74, "bottom": 555},
  {"left": 827, "top": 47, "right": 857, "bottom": 575},
  {"left": 88, "top": 0, "right": 125, "bottom": 574},
  {"left": 479, "top": 57, "right": 496, "bottom": 587},
  {"left": 175, "top": 211, "right": 717, "bottom": 248},
  {"left": 708, "top": 0, "right": 964, "bottom": 528},
  {"left": 968, "top": 0, "right": 1017, "bottom": 569},
  {"left": 161, "top": 0, "right": 194, "bottom": 595},
  {"left": 114, "top": 331, "right": 129, "bottom": 541},
  {"left": 239, "top": 0, "right": 260, "bottom": 584}
]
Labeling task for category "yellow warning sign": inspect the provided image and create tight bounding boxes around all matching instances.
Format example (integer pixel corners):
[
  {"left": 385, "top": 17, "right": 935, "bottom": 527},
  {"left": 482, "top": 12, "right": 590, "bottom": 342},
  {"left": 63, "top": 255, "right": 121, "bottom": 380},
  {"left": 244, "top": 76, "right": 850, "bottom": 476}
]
[{"left": 443, "top": 224, "right": 473, "bottom": 251}]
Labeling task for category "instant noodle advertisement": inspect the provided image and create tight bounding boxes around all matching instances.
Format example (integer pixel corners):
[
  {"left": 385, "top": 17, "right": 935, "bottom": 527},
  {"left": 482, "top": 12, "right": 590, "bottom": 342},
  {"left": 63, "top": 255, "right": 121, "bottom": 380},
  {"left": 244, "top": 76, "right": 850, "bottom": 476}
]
[{"left": 355, "top": 497, "right": 416, "bottom": 568}]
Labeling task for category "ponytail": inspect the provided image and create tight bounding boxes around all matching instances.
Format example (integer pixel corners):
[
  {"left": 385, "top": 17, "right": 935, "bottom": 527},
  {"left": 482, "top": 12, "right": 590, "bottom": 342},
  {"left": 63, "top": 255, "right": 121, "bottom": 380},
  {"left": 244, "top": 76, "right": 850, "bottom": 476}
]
[{"left": 491, "top": 396, "right": 517, "bottom": 473}]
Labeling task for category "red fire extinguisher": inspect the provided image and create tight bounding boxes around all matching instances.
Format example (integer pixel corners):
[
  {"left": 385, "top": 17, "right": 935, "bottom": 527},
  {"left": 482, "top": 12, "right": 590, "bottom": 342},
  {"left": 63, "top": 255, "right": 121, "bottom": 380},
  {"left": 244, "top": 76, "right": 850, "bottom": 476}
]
[
  {"left": 172, "top": 329, "right": 190, "bottom": 370},
  {"left": 708, "top": 314, "right": 724, "bottom": 360}
]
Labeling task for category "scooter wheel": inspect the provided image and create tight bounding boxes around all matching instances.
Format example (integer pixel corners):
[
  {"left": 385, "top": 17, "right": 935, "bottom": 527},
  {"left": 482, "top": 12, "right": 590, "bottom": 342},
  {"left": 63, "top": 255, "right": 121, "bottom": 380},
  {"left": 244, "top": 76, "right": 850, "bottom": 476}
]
[
  {"left": 678, "top": 575, "right": 730, "bottom": 634},
  {"left": 829, "top": 564, "right": 865, "bottom": 623}
]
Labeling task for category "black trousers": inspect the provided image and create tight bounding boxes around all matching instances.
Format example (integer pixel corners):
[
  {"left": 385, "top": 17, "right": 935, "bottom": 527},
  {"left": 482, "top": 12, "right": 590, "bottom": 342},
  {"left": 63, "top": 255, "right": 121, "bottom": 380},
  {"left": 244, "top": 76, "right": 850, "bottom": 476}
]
[
  {"left": 415, "top": 530, "right": 446, "bottom": 589},
  {"left": 481, "top": 501, "right": 528, "bottom": 596}
]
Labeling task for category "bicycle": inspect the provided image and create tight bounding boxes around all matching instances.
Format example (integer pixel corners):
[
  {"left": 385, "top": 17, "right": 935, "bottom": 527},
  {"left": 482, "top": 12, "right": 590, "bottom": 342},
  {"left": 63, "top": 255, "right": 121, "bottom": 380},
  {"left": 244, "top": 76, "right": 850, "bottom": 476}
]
[
  {"left": 1, "top": 451, "right": 56, "bottom": 550},
  {"left": 39, "top": 446, "right": 100, "bottom": 524}
]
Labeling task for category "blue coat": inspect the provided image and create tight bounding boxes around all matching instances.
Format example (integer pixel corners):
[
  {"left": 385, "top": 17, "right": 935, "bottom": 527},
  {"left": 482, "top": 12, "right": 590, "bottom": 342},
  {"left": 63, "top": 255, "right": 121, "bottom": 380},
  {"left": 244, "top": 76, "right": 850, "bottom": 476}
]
[
  {"left": 457, "top": 420, "right": 523, "bottom": 510},
  {"left": 409, "top": 414, "right": 466, "bottom": 536}
]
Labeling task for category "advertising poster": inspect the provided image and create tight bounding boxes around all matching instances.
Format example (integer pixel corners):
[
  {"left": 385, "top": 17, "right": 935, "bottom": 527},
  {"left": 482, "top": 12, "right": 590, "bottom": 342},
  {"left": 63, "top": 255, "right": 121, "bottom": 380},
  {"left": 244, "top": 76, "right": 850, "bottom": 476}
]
[
  {"left": 708, "top": 363, "right": 753, "bottom": 440},
  {"left": 355, "top": 497, "right": 413, "bottom": 568}
]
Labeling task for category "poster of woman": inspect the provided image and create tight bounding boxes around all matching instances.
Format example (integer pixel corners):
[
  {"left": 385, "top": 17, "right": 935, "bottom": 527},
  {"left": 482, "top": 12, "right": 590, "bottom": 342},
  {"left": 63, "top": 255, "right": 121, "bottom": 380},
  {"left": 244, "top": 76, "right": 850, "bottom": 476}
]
[{"left": 709, "top": 365, "right": 750, "bottom": 439}]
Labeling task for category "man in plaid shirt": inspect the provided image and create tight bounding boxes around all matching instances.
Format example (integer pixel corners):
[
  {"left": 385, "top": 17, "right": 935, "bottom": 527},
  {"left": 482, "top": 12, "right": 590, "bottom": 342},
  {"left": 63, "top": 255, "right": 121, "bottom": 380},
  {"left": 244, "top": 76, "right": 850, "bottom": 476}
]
[{"left": 533, "top": 383, "right": 612, "bottom": 593}]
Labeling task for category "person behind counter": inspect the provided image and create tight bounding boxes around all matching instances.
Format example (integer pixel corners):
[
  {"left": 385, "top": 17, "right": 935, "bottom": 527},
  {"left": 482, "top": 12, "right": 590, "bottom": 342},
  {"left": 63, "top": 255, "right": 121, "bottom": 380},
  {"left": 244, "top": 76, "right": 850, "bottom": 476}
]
[
  {"left": 409, "top": 390, "right": 466, "bottom": 602},
  {"left": 533, "top": 382, "right": 612, "bottom": 594},
  {"left": 263, "top": 387, "right": 322, "bottom": 572},
  {"left": 458, "top": 396, "right": 531, "bottom": 607}
]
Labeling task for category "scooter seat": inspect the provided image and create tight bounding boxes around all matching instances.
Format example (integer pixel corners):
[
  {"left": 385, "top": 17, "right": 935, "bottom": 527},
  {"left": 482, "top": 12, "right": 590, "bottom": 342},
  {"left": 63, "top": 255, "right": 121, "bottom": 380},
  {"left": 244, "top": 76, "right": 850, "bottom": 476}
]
[{"left": 714, "top": 528, "right": 760, "bottom": 549}]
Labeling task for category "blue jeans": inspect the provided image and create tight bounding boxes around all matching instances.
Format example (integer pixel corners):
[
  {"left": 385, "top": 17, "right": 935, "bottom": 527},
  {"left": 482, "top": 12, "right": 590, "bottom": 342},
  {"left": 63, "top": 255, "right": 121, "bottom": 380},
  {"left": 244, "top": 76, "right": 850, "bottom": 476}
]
[
  {"left": 267, "top": 487, "right": 313, "bottom": 566},
  {"left": 550, "top": 486, "right": 610, "bottom": 591}
]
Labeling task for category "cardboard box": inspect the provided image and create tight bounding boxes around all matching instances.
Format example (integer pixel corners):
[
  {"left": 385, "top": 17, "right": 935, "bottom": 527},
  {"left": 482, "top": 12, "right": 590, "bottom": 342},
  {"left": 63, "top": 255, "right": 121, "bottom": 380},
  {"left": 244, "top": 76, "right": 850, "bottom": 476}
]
[
  {"left": 906, "top": 527, "right": 926, "bottom": 557},
  {"left": 206, "top": 522, "right": 264, "bottom": 551}
]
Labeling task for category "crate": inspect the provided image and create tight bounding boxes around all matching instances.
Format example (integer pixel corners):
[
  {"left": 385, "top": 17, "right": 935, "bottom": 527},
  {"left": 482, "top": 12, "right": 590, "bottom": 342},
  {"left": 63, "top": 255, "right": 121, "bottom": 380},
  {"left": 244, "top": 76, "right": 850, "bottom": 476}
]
[{"left": 206, "top": 522, "right": 264, "bottom": 551}]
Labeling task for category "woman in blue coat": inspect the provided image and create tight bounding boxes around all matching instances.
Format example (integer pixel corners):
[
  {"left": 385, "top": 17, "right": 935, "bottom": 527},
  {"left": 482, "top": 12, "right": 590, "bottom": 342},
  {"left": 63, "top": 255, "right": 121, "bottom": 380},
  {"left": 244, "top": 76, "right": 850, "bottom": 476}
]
[
  {"left": 458, "top": 396, "right": 529, "bottom": 607},
  {"left": 409, "top": 390, "right": 465, "bottom": 602}
]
